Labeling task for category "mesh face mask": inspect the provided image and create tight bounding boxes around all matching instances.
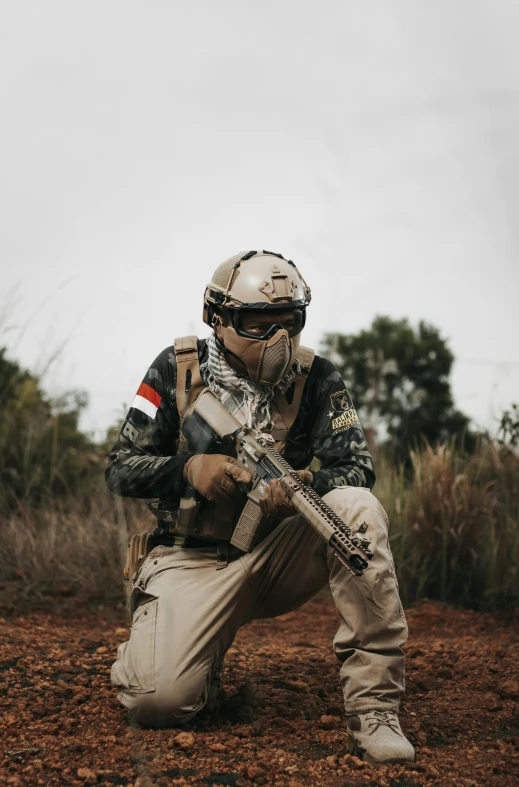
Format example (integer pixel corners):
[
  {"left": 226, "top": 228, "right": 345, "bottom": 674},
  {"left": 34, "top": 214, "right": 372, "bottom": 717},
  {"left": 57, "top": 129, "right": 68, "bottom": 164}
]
[{"left": 218, "top": 322, "right": 301, "bottom": 387}]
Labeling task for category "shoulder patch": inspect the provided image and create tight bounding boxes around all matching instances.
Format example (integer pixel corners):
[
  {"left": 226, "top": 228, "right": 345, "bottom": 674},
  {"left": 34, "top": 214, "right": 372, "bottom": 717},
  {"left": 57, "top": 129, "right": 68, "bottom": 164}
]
[
  {"left": 330, "top": 408, "right": 360, "bottom": 434},
  {"left": 330, "top": 389, "right": 353, "bottom": 413},
  {"left": 131, "top": 383, "right": 162, "bottom": 419},
  {"left": 328, "top": 389, "right": 360, "bottom": 433}
]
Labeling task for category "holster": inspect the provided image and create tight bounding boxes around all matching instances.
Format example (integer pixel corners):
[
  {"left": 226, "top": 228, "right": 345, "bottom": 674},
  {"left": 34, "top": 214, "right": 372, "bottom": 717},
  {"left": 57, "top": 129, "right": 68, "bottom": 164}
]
[{"left": 123, "top": 532, "right": 157, "bottom": 597}]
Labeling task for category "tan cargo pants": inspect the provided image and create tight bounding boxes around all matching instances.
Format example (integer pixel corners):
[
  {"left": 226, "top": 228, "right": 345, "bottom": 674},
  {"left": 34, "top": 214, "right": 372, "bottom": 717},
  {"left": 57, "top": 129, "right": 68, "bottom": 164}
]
[{"left": 111, "top": 487, "right": 408, "bottom": 727}]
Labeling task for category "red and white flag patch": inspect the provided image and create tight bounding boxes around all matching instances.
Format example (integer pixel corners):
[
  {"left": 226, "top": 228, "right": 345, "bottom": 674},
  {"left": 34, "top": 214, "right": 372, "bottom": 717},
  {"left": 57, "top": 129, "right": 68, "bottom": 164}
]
[{"left": 131, "top": 383, "right": 162, "bottom": 419}]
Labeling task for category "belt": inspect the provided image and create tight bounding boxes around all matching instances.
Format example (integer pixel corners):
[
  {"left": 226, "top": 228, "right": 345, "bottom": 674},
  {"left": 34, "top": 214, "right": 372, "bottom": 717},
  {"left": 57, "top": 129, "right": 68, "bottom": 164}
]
[
  {"left": 154, "top": 530, "right": 215, "bottom": 549},
  {"left": 153, "top": 530, "right": 238, "bottom": 569}
]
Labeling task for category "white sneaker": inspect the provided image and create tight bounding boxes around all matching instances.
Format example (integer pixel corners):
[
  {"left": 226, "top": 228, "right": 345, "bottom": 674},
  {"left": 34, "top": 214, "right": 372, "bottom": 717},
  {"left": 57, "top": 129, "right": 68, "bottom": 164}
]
[{"left": 347, "top": 710, "right": 415, "bottom": 765}]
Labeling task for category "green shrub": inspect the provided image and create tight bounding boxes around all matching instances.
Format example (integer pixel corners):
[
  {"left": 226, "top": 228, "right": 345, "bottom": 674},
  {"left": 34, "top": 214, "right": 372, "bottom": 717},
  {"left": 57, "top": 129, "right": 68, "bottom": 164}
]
[
  {"left": 0, "top": 347, "right": 149, "bottom": 609},
  {"left": 0, "top": 348, "right": 97, "bottom": 506}
]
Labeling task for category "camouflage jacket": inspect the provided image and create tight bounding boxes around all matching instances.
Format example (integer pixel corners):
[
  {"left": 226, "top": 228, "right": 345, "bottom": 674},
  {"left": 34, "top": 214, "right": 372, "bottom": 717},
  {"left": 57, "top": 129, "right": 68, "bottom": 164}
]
[{"left": 105, "top": 339, "right": 375, "bottom": 502}]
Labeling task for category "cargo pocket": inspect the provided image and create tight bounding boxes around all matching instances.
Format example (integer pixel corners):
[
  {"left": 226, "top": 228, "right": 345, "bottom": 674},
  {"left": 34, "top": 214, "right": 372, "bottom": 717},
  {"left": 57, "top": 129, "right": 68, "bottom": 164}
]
[
  {"left": 111, "top": 598, "right": 158, "bottom": 694},
  {"left": 372, "top": 574, "right": 408, "bottom": 629}
]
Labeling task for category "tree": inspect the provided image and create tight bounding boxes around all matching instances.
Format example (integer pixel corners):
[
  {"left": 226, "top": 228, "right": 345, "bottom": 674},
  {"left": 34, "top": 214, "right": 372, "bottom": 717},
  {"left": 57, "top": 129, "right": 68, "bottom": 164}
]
[
  {"left": 497, "top": 403, "right": 519, "bottom": 451},
  {"left": 0, "top": 347, "right": 99, "bottom": 506},
  {"left": 320, "top": 316, "right": 472, "bottom": 461}
]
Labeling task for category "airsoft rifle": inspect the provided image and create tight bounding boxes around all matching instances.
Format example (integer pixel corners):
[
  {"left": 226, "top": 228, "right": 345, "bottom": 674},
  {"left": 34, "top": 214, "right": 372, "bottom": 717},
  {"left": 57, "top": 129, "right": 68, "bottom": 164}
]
[{"left": 174, "top": 389, "right": 373, "bottom": 576}]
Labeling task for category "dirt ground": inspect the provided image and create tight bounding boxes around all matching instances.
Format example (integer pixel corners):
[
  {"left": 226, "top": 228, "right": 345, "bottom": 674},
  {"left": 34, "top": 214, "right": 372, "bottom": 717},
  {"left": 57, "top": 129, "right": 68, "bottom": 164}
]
[{"left": 1, "top": 596, "right": 518, "bottom": 787}]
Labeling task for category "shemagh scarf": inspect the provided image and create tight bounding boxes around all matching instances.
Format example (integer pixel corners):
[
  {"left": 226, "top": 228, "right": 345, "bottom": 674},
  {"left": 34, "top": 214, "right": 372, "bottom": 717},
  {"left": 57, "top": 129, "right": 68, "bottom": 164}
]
[{"left": 200, "top": 333, "right": 296, "bottom": 431}]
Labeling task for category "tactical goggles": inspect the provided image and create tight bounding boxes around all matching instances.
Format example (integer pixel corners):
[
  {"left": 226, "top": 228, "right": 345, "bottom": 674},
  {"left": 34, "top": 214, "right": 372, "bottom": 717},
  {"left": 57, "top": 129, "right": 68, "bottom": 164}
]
[{"left": 229, "top": 304, "right": 306, "bottom": 340}]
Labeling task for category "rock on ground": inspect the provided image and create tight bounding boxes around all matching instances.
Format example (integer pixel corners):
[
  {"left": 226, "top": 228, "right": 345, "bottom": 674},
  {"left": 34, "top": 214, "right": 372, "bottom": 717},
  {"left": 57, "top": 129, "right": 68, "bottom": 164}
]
[{"left": 1, "top": 596, "right": 518, "bottom": 786}]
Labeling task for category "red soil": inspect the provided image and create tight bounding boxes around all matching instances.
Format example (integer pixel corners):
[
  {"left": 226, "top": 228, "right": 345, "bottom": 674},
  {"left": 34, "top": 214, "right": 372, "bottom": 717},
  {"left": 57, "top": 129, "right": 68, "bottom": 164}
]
[{"left": 1, "top": 597, "right": 518, "bottom": 786}]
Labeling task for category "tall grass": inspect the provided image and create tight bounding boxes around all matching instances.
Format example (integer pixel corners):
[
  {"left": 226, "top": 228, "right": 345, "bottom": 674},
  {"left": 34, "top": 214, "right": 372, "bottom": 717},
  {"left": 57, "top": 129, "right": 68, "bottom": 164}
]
[
  {"left": 0, "top": 481, "right": 149, "bottom": 610},
  {"left": 0, "top": 346, "right": 147, "bottom": 609},
  {"left": 378, "top": 440, "right": 519, "bottom": 609},
  {"left": 1, "top": 438, "right": 516, "bottom": 612},
  {"left": 1, "top": 339, "right": 517, "bottom": 612}
]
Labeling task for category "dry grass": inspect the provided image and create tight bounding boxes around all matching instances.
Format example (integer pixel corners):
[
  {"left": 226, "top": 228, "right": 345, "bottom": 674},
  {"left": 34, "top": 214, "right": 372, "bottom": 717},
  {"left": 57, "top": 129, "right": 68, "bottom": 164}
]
[
  {"left": 378, "top": 440, "right": 519, "bottom": 609},
  {"left": 1, "top": 442, "right": 517, "bottom": 612},
  {"left": 0, "top": 480, "right": 150, "bottom": 611}
]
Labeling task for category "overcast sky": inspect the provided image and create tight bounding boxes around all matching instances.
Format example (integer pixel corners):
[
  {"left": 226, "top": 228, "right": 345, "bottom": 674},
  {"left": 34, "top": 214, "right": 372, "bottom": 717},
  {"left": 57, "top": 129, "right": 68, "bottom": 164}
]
[{"left": 1, "top": 1, "right": 518, "bottom": 439}]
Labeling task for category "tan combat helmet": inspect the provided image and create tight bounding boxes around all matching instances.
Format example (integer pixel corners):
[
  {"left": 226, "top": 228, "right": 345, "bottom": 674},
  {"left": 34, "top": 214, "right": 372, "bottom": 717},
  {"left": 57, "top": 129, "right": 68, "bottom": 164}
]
[{"left": 203, "top": 250, "right": 312, "bottom": 387}]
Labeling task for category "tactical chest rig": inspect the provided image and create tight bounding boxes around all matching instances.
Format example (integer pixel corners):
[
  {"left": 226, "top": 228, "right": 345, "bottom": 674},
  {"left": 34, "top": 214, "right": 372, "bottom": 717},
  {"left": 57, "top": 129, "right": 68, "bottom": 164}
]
[{"left": 172, "top": 335, "right": 315, "bottom": 544}]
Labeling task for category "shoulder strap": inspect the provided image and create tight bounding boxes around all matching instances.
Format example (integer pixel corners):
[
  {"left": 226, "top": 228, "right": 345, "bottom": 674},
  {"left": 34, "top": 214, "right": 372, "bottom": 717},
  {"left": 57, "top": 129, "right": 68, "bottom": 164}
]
[
  {"left": 296, "top": 345, "right": 315, "bottom": 372},
  {"left": 174, "top": 335, "right": 204, "bottom": 419},
  {"left": 271, "top": 345, "right": 315, "bottom": 445}
]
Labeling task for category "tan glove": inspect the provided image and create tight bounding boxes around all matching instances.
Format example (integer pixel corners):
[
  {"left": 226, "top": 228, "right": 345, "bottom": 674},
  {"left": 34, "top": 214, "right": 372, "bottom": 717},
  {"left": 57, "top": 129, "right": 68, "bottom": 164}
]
[
  {"left": 183, "top": 454, "right": 253, "bottom": 502},
  {"left": 258, "top": 470, "right": 313, "bottom": 521}
]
